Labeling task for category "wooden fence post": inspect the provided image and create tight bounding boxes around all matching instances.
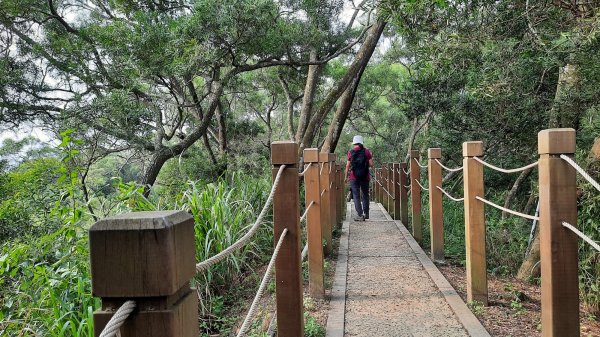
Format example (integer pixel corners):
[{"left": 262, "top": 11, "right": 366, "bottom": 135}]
[
  {"left": 538, "top": 128, "right": 578, "bottom": 337},
  {"left": 393, "top": 163, "right": 401, "bottom": 220},
  {"left": 329, "top": 154, "right": 337, "bottom": 233},
  {"left": 271, "top": 141, "right": 303, "bottom": 336},
  {"left": 337, "top": 164, "right": 343, "bottom": 225},
  {"left": 387, "top": 163, "right": 393, "bottom": 215},
  {"left": 428, "top": 148, "right": 444, "bottom": 262},
  {"left": 303, "top": 148, "right": 324, "bottom": 299},
  {"left": 320, "top": 152, "right": 333, "bottom": 255},
  {"left": 89, "top": 211, "right": 198, "bottom": 337},
  {"left": 410, "top": 150, "right": 423, "bottom": 244},
  {"left": 463, "top": 141, "right": 487, "bottom": 305},
  {"left": 399, "top": 163, "right": 409, "bottom": 225},
  {"left": 375, "top": 168, "right": 380, "bottom": 203}
]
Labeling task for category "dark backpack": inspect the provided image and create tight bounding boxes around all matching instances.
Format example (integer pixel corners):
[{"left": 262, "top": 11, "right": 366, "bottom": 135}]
[{"left": 350, "top": 148, "right": 369, "bottom": 180}]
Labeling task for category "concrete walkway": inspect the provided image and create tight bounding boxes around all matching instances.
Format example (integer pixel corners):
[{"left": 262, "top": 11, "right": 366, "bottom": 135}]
[{"left": 326, "top": 202, "right": 490, "bottom": 337}]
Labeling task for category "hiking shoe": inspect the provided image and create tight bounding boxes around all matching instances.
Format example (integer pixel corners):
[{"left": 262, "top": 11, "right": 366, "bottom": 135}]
[
  {"left": 353, "top": 215, "right": 364, "bottom": 222},
  {"left": 364, "top": 214, "right": 369, "bottom": 220}
]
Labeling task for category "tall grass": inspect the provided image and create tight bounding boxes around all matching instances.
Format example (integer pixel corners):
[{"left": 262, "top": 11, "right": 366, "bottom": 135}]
[{"left": 0, "top": 172, "right": 272, "bottom": 336}]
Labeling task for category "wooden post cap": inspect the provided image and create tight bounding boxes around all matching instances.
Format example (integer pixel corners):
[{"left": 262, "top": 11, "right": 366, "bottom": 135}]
[
  {"left": 538, "top": 128, "right": 576, "bottom": 155},
  {"left": 463, "top": 141, "right": 484, "bottom": 157},
  {"left": 90, "top": 211, "right": 195, "bottom": 298},
  {"left": 303, "top": 148, "right": 319, "bottom": 163},
  {"left": 272, "top": 141, "right": 298, "bottom": 165},
  {"left": 428, "top": 148, "right": 442, "bottom": 159},
  {"left": 410, "top": 150, "right": 420, "bottom": 158},
  {"left": 319, "top": 152, "right": 335, "bottom": 162}
]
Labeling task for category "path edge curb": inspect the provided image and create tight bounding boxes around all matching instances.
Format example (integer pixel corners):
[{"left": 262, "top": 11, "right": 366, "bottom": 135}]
[
  {"left": 377, "top": 203, "right": 491, "bottom": 337},
  {"left": 325, "top": 202, "right": 351, "bottom": 337}
]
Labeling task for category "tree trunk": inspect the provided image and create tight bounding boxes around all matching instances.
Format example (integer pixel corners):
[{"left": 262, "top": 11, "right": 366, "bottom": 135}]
[
  {"left": 295, "top": 48, "right": 322, "bottom": 145},
  {"left": 141, "top": 150, "right": 172, "bottom": 194},
  {"left": 549, "top": 63, "right": 580, "bottom": 128},
  {"left": 517, "top": 225, "right": 541, "bottom": 280},
  {"left": 404, "top": 110, "right": 434, "bottom": 161},
  {"left": 216, "top": 100, "right": 227, "bottom": 155},
  {"left": 501, "top": 167, "right": 534, "bottom": 220},
  {"left": 300, "top": 18, "right": 387, "bottom": 152},
  {"left": 321, "top": 57, "right": 369, "bottom": 153}
]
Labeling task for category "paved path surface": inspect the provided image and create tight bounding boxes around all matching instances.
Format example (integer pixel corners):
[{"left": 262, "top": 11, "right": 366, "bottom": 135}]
[{"left": 326, "top": 202, "right": 490, "bottom": 337}]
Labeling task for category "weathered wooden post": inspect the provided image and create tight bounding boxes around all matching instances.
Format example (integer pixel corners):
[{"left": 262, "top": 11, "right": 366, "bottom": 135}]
[
  {"left": 89, "top": 211, "right": 198, "bottom": 337},
  {"left": 410, "top": 150, "right": 423, "bottom": 244},
  {"left": 393, "top": 163, "right": 401, "bottom": 220},
  {"left": 399, "top": 163, "right": 409, "bottom": 225},
  {"left": 272, "top": 141, "right": 304, "bottom": 336},
  {"left": 387, "top": 162, "right": 394, "bottom": 215},
  {"left": 375, "top": 168, "right": 380, "bottom": 203},
  {"left": 320, "top": 152, "right": 333, "bottom": 255},
  {"left": 463, "top": 141, "right": 487, "bottom": 305},
  {"left": 386, "top": 162, "right": 392, "bottom": 212},
  {"left": 337, "top": 164, "right": 343, "bottom": 225},
  {"left": 329, "top": 154, "right": 337, "bottom": 233},
  {"left": 538, "top": 128, "right": 579, "bottom": 337},
  {"left": 428, "top": 148, "right": 444, "bottom": 262},
  {"left": 303, "top": 148, "right": 324, "bottom": 299}
]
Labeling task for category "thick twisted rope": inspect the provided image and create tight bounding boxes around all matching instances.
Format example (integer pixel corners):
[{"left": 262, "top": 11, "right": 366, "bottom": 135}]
[
  {"left": 475, "top": 196, "right": 539, "bottom": 221},
  {"left": 237, "top": 229, "right": 288, "bottom": 337},
  {"left": 435, "top": 159, "right": 463, "bottom": 173},
  {"left": 298, "top": 163, "right": 313, "bottom": 177},
  {"left": 196, "top": 165, "right": 286, "bottom": 273},
  {"left": 436, "top": 186, "right": 464, "bottom": 202},
  {"left": 98, "top": 300, "right": 136, "bottom": 337},
  {"left": 413, "top": 157, "right": 428, "bottom": 169},
  {"left": 321, "top": 189, "right": 326, "bottom": 197},
  {"left": 560, "top": 155, "right": 600, "bottom": 192},
  {"left": 381, "top": 186, "right": 395, "bottom": 199},
  {"left": 403, "top": 168, "right": 410, "bottom": 175},
  {"left": 473, "top": 157, "right": 538, "bottom": 174},
  {"left": 300, "top": 201, "right": 315, "bottom": 223},
  {"left": 415, "top": 179, "right": 427, "bottom": 191},
  {"left": 562, "top": 222, "right": 600, "bottom": 252}
]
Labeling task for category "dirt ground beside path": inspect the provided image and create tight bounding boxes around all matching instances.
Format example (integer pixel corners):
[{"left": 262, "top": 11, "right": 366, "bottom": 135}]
[
  {"left": 343, "top": 206, "right": 470, "bottom": 337},
  {"left": 439, "top": 264, "right": 600, "bottom": 337}
]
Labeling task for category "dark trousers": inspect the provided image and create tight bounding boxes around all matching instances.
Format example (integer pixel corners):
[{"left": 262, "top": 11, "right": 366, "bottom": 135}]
[{"left": 350, "top": 179, "right": 370, "bottom": 217}]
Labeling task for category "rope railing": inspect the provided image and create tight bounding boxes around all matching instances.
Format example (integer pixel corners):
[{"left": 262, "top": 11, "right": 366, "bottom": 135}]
[
  {"left": 415, "top": 179, "right": 427, "bottom": 191},
  {"left": 237, "top": 228, "right": 288, "bottom": 337},
  {"left": 436, "top": 186, "right": 464, "bottom": 202},
  {"left": 321, "top": 189, "right": 326, "bottom": 197},
  {"left": 473, "top": 157, "right": 538, "bottom": 174},
  {"left": 562, "top": 222, "right": 600, "bottom": 252},
  {"left": 435, "top": 159, "right": 463, "bottom": 173},
  {"left": 298, "top": 163, "right": 312, "bottom": 177},
  {"left": 413, "top": 157, "right": 428, "bottom": 169},
  {"left": 381, "top": 186, "right": 395, "bottom": 200},
  {"left": 475, "top": 196, "right": 539, "bottom": 221},
  {"left": 300, "top": 201, "right": 315, "bottom": 223},
  {"left": 98, "top": 300, "right": 136, "bottom": 337},
  {"left": 560, "top": 155, "right": 600, "bottom": 192},
  {"left": 196, "top": 165, "right": 286, "bottom": 273}
]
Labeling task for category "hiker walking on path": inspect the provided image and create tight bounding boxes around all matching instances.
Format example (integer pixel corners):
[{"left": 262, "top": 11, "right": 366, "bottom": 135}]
[{"left": 345, "top": 135, "right": 374, "bottom": 221}]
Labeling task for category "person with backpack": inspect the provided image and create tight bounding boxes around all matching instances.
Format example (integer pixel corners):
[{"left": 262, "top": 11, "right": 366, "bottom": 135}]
[{"left": 344, "top": 135, "right": 374, "bottom": 221}]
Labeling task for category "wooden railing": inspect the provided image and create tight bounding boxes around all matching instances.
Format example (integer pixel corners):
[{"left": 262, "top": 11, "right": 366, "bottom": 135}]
[
  {"left": 88, "top": 141, "right": 346, "bottom": 337},
  {"left": 374, "top": 128, "right": 594, "bottom": 337}
]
